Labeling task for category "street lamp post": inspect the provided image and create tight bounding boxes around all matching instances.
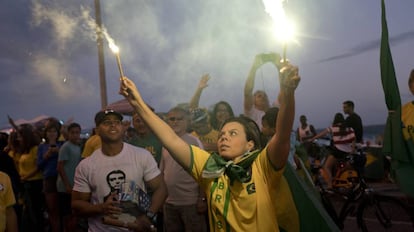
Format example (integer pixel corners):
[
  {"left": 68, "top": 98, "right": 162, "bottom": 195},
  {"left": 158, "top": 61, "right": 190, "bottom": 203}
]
[{"left": 94, "top": 0, "right": 108, "bottom": 109}]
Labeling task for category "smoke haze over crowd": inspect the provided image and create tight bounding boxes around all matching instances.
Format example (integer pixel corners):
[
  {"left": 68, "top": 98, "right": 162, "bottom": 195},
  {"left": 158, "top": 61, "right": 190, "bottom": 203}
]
[{"left": 1, "top": 0, "right": 413, "bottom": 131}]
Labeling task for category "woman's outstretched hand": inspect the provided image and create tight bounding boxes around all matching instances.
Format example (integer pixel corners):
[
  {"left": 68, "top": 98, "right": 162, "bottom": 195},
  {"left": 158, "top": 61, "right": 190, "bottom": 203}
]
[
  {"left": 279, "top": 63, "right": 300, "bottom": 91},
  {"left": 119, "top": 77, "right": 140, "bottom": 108}
]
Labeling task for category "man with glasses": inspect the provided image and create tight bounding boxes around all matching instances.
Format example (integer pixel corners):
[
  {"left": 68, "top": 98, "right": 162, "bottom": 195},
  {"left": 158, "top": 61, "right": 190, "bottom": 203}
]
[
  {"left": 160, "top": 107, "right": 208, "bottom": 232},
  {"left": 72, "top": 109, "right": 167, "bottom": 231}
]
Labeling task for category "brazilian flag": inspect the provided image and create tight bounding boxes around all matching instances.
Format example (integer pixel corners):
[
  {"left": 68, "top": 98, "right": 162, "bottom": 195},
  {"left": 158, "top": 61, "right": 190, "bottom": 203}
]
[
  {"left": 380, "top": 0, "right": 414, "bottom": 198},
  {"left": 284, "top": 163, "right": 340, "bottom": 232}
]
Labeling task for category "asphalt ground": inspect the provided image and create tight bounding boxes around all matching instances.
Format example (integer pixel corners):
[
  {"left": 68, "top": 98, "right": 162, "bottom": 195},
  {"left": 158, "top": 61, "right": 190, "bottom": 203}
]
[{"left": 327, "top": 180, "right": 414, "bottom": 232}]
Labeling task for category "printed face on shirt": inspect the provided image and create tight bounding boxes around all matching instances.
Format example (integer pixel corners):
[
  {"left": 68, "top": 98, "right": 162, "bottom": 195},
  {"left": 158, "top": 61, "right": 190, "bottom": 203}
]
[
  {"left": 106, "top": 170, "right": 126, "bottom": 191},
  {"left": 217, "top": 122, "right": 254, "bottom": 160}
]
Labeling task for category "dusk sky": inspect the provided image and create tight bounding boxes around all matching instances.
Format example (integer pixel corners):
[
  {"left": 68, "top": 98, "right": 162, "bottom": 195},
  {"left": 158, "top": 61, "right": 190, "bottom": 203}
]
[{"left": 1, "top": 0, "right": 413, "bottom": 132}]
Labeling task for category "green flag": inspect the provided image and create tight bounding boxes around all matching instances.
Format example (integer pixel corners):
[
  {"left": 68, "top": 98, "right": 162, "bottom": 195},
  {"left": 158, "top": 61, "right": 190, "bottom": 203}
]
[
  {"left": 284, "top": 164, "right": 340, "bottom": 232},
  {"left": 380, "top": 0, "right": 414, "bottom": 198}
]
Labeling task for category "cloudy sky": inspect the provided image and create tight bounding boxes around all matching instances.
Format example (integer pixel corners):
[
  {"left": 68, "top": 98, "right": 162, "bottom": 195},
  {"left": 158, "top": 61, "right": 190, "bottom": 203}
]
[{"left": 1, "top": 0, "right": 413, "bottom": 131}]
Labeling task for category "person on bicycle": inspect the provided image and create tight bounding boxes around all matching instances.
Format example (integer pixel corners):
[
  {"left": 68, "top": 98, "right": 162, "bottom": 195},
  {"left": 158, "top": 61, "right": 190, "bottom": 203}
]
[{"left": 309, "top": 112, "right": 356, "bottom": 189}]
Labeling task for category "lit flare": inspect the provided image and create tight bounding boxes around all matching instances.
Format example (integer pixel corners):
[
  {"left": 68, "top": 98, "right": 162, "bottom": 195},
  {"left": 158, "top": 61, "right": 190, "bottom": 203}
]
[
  {"left": 262, "top": 0, "right": 296, "bottom": 61},
  {"left": 108, "top": 39, "right": 124, "bottom": 78}
]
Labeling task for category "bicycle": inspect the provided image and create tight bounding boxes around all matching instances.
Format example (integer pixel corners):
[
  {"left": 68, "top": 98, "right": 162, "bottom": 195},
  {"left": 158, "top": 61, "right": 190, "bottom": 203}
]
[
  {"left": 308, "top": 139, "right": 360, "bottom": 191},
  {"left": 311, "top": 144, "right": 414, "bottom": 231}
]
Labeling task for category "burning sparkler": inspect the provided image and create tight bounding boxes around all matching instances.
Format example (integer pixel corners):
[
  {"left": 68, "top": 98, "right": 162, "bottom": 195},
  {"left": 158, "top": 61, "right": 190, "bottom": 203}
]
[
  {"left": 107, "top": 38, "right": 125, "bottom": 78},
  {"left": 262, "top": 0, "right": 296, "bottom": 62},
  {"left": 81, "top": 7, "right": 126, "bottom": 79}
]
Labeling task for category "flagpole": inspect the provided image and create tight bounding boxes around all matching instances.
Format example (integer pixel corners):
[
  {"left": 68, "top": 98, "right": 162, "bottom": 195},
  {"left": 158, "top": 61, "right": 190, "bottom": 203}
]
[{"left": 94, "top": 0, "right": 108, "bottom": 109}]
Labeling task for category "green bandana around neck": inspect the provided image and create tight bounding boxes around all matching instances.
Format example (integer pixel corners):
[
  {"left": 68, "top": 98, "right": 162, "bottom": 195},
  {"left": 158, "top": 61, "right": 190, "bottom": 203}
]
[{"left": 202, "top": 150, "right": 260, "bottom": 184}]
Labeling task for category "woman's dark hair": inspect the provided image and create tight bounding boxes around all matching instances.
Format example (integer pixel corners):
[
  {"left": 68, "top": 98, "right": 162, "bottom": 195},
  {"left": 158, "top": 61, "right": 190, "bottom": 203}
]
[
  {"left": 220, "top": 116, "right": 262, "bottom": 151},
  {"left": 332, "top": 112, "right": 347, "bottom": 136},
  {"left": 43, "top": 121, "right": 61, "bottom": 144},
  {"left": 18, "top": 124, "right": 40, "bottom": 153},
  {"left": 211, "top": 101, "right": 235, "bottom": 130},
  {"left": 7, "top": 131, "right": 20, "bottom": 153}
]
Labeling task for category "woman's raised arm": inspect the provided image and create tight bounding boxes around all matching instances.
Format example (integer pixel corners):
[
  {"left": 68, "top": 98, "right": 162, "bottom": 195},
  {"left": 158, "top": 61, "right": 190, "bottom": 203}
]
[
  {"left": 120, "top": 77, "right": 192, "bottom": 168},
  {"left": 267, "top": 64, "right": 300, "bottom": 169}
]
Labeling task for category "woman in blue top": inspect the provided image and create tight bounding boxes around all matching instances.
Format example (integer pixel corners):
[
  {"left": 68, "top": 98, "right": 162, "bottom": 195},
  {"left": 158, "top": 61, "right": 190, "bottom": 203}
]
[{"left": 37, "top": 121, "right": 63, "bottom": 232}]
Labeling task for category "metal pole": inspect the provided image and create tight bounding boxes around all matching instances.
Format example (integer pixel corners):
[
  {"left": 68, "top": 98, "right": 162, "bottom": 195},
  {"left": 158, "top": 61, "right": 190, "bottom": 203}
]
[{"left": 94, "top": 0, "right": 108, "bottom": 109}]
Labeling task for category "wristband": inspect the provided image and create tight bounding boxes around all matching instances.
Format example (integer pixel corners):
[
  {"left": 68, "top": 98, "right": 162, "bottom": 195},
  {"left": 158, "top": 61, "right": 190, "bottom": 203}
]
[{"left": 146, "top": 210, "right": 157, "bottom": 224}]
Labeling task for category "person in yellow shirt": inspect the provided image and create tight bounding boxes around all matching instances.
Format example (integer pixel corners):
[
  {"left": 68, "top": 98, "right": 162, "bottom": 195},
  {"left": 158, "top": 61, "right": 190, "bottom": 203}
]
[
  {"left": 16, "top": 124, "right": 44, "bottom": 231},
  {"left": 81, "top": 129, "right": 101, "bottom": 158},
  {"left": 0, "top": 171, "right": 18, "bottom": 232},
  {"left": 5, "top": 131, "right": 21, "bottom": 173},
  {"left": 120, "top": 61, "right": 300, "bottom": 231},
  {"left": 190, "top": 108, "right": 219, "bottom": 153}
]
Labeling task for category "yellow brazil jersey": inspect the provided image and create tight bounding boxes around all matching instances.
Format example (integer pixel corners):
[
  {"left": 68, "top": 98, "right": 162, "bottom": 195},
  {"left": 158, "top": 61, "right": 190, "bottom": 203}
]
[
  {"left": 191, "top": 129, "right": 219, "bottom": 153},
  {"left": 8, "top": 150, "right": 21, "bottom": 174},
  {"left": 190, "top": 145, "right": 299, "bottom": 232},
  {"left": 402, "top": 102, "right": 414, "bottom": 143},
  {"left": 0, "top": 171, "right": 16, "bottom": 232},
  {"left": 18, "top": 146, "right": 43, "bottom": 181}
]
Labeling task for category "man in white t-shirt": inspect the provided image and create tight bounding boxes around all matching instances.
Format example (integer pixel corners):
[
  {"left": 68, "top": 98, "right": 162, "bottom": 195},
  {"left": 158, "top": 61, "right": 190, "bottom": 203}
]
[{"left": 72, "top": 110, "right": 167, "bottom": 231}]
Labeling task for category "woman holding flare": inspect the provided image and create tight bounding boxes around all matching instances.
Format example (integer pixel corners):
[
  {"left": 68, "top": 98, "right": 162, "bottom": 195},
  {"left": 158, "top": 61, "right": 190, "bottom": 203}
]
[{"left": 120, "top": 63, "right": 300, "bottom": 231}]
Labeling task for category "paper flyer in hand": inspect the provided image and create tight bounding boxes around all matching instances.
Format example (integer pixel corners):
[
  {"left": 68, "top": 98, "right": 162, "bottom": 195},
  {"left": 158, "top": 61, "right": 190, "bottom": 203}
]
[{"left": 103, "top": 180, "right": 151, "bottom": 228}]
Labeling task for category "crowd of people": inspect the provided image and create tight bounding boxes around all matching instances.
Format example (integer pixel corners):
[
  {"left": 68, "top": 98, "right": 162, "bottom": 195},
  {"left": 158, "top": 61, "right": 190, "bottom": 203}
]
[
  {"left": 0, "top": 117, "right": 84, "bottom": 232},
  {"left": 1, "top": 53, "right": 412, "bottom": 232}
]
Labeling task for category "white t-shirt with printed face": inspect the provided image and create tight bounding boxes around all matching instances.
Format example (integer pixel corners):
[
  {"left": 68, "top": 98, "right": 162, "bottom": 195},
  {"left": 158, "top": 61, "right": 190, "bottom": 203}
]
[{"left": 73, "top": 143, "right": 160, "bottom": 231}]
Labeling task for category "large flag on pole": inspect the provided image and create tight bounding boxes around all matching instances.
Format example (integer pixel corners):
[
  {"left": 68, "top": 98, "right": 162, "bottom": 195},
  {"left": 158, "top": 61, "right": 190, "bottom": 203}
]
[
  {"left": 284, "top": 164, "right": 340, "bottom": 232},
  {"left": 380, "top": 0, "right": 414, "bottom": 198}
]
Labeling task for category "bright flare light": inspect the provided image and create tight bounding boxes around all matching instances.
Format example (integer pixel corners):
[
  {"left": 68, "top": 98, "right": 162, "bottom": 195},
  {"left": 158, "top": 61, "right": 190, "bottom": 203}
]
[
  {"left": 109, "top": 41, "right": 119, "bottom": 54},
  {"left": 262, "top": 0, "right": 296, "bottom": 60},
  {"left": 107, "top": 38, "right": 124, "bottom": 78},
  {"left": 273, "top": 18, "right": 296, "bottom": 44}
]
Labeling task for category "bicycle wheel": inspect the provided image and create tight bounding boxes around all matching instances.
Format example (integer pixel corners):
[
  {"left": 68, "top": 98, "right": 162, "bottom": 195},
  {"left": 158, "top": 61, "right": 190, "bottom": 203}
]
[
  {"left": 320, "top": 191, "right": 343, "bottom": 229},
  {"left": 358, "top": 194, "right": 414, "bottom": 232}
]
